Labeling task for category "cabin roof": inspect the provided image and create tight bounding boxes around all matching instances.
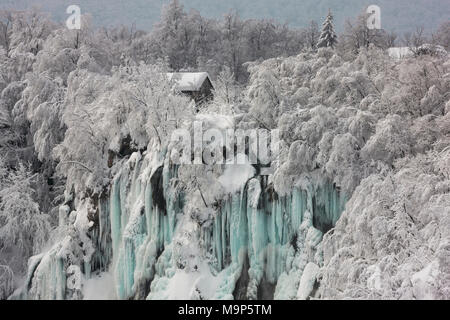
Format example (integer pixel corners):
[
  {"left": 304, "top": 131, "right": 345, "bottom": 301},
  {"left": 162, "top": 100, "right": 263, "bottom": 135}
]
[{"left": 166, "top": 72, "right": 212, "bottom": 91}]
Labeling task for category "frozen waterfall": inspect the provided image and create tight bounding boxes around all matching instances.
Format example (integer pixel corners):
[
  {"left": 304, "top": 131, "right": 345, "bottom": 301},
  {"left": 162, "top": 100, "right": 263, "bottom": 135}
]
[{"left": 16, "top": 152, "right": 346, "bottom": 300}]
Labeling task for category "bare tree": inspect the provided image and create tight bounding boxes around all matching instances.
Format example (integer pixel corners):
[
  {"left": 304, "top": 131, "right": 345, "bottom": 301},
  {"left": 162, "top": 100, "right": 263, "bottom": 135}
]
[
  {"left": 0, "top": 10, "right": 13, "bottom": 55},
  {"left": 403, "top": 26, "right": 427, "bottom": 54},
  {"left": 304, "top": 20, "right": 319, "bottom": 51},
  {"left": 432, "top": 21, "right": 450, "bottom": 50}
]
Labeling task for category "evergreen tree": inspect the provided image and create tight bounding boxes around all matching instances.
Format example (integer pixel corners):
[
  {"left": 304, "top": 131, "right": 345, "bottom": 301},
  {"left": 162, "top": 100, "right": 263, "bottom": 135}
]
[{"left": 317, "top": 10, "right": 338, "bottom": 48}]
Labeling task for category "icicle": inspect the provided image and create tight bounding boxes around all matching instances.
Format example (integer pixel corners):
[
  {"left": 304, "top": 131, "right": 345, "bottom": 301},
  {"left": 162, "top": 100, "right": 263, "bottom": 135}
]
[{"left": 22, "top": 143, "right": 347, "bottom": 301}]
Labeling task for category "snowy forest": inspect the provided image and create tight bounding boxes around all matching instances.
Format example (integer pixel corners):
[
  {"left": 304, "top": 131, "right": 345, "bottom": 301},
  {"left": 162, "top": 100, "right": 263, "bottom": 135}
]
[{"left": 0, "top": 0, "right": 450, "bottom": 300}]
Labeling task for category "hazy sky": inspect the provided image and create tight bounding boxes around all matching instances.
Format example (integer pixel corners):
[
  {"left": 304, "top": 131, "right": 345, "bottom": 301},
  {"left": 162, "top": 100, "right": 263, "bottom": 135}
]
[{"left": 1, "top": 0, "right": 449, "bottom": 33}]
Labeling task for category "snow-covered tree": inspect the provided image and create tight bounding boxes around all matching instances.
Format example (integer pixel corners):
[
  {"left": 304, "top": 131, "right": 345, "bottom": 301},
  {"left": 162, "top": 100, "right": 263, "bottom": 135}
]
[
  {"left": 212, "top": 66, "right": 241, "bottom": 111},
  {"left": 304, "top": 20, "right": 320, "bottom": 51},
  {"left": 0, "top": 162, "right": 51, "bottom": 272},
  {"left": 433, "top": 21, "right": 450, "bottom": 50},
  {"left": 0, "top": 264, "right": 14, "bottom": 300},
  {"left": 317, "top": 10, "right": 337, "bottom": 49}
]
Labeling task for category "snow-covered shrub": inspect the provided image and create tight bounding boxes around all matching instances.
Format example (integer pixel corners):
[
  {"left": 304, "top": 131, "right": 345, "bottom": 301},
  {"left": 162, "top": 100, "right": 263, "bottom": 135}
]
[
  {"left": 319, "top": 153, "right": 450, "bottom": 299},
  {"left": 0, "top": 163, "right": 51, "bottom": 273},
  {"left": 53, "top": 63, "right": 193, "bottom": 194},
  {"left": 415, "top": 44, "right": 448, "bottom": 57}
]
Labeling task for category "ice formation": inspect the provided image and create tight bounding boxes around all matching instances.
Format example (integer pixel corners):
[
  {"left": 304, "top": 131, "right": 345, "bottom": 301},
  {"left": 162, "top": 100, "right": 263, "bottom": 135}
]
[{"left": 14, "top": 148, "right": 346, "bottom": 300}]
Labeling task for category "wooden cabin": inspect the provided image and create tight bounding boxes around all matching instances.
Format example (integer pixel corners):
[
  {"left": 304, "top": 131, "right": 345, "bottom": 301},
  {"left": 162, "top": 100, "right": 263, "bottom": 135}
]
[{"left": 167, "top": 72, "right": 214, "bottom": 106}]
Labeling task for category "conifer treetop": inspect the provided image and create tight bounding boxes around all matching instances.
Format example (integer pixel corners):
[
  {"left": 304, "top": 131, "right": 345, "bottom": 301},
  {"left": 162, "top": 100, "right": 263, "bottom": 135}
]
[{"left": 317, "top": 9, "right": 338, "bottom": 48}]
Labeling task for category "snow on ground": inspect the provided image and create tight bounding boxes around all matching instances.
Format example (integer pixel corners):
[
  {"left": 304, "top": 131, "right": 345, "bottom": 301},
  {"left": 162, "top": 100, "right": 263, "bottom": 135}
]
[
  {"left": 83, "top": 272, "right": 117, "bottom": 300},
  {"left": 411, "top": 261, "right": 440, "bottom": 300},
  {"left": 163, "top": 262, "right": 224, "bottom": 300},
  {"left": 388, "top": 47, "right": 414, "bottom": 59}
]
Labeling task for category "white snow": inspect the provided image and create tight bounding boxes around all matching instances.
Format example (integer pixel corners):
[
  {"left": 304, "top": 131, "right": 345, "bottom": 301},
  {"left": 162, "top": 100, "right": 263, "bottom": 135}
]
[
  {"left": 195, "top": 113, "right": 234, "bottom": 131},
  {"left": 388, "top": 47, "right": 414, "bottom": 59},
  {"left": 83, "top": 272, "right": 117, "bottom": 300},
  {"left": 297, "top": 262, "right": 319, "bottom": 300},
  {"left": 411, "top": 261, "right": 439, "bottom": 300},
  {"left": 163, "top": 262, "right": 224, "bottom": 300},
  {"left": 218, "top": 163, "right": 255, "bottom": 194},
  {"left": 366, "top": 265, "right": 383, "bottom": 291},
  {"left": 167, "top": 72, "right": 211, "bottom": 91},
  {"left": 148, "top": 215, "right": 226, "bottom": 300}
]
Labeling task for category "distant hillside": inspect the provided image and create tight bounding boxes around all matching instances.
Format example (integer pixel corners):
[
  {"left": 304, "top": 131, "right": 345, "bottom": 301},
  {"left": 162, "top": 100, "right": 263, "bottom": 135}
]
[{"left": 1, "top": 0, "right": 449, "bottom": 33}]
